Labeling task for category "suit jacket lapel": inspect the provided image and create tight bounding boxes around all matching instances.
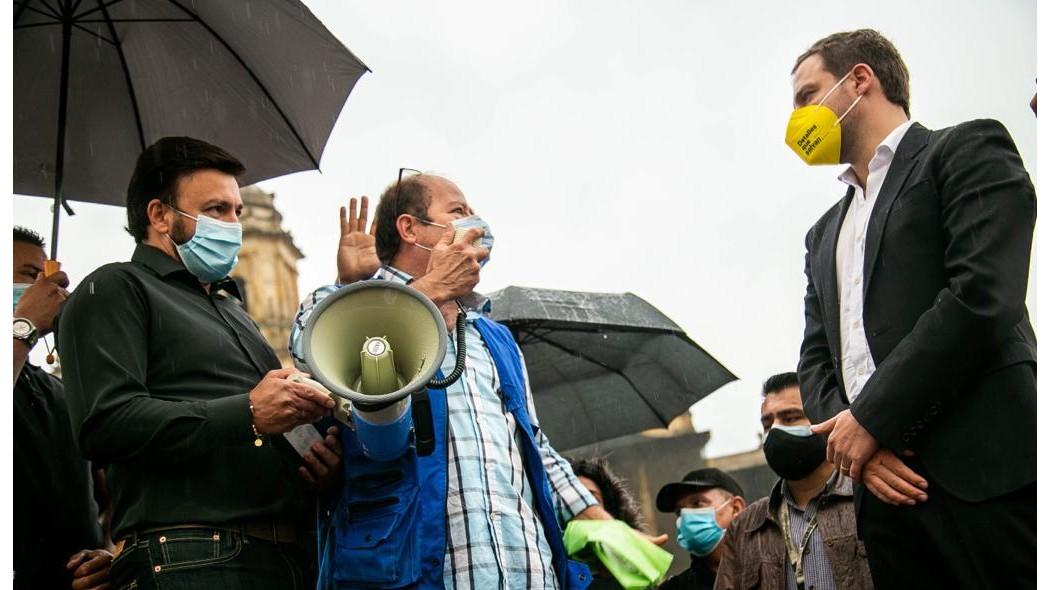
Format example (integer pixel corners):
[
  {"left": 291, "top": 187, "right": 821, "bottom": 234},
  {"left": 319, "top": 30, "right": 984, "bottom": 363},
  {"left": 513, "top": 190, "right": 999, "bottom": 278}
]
[
  {"left": 862, "top": 123, "right": 931, "bottom": 300},
  {"left": 818, "top": 189, "right": 853, "bottom": 361}
]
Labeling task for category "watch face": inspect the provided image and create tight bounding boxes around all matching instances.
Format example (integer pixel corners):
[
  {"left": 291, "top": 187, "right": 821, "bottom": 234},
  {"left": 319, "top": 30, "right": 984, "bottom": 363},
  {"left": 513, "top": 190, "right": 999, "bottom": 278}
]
[{"left": 13, "top": 319, "right": 33, "bottom": 338}]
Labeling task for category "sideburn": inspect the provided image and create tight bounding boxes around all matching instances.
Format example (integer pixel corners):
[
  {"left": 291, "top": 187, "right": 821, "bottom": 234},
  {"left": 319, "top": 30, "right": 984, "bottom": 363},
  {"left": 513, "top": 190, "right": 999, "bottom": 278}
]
[{"left": 169, "top": 214, "right": 194, "bottom": 245}]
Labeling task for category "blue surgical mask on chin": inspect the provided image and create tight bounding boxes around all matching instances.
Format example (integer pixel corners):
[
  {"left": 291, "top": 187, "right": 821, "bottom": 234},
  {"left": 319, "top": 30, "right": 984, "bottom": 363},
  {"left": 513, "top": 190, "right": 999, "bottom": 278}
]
[
  {"left": 13, "top": 283, "right": 31, "bottom": 311},
  {"left": 676, "top": 499, "right": 731, "bottom": 557},
  {"left": 413, "top": 215, "right": 495, "bottom": 266},
  {"left": 169, "top": 207, "right": 242, "bottom": 283}
]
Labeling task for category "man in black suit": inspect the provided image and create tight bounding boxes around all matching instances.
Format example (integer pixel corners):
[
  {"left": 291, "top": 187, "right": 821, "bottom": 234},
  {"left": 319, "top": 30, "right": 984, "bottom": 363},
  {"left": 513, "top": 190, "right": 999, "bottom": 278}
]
[{"left": 789, "top": 30, "right": 1036, "bottom": 589}]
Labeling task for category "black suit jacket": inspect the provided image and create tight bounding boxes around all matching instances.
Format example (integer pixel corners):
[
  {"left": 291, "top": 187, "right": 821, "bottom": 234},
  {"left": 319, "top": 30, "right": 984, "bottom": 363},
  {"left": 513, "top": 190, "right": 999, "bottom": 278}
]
[{"left": 797, "top": 120, "right": 1036, "bottom": 502}]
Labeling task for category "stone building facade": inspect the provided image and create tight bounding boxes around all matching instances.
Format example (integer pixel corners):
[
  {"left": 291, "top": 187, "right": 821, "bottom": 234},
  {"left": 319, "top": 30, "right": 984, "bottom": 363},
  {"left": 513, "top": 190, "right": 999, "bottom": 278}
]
[{"left": 232, "top": 186, "right": 303, "bottom": 367}]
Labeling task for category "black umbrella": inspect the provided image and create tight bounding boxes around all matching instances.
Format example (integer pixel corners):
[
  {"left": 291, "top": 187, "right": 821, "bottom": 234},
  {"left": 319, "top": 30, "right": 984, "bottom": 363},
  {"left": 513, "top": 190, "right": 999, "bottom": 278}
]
[
  {"left": 14, "top": 0, "right": 369, "bottom": 259},
  {"left": 488, "top": 286, "right": 738, "bottom": 451}
]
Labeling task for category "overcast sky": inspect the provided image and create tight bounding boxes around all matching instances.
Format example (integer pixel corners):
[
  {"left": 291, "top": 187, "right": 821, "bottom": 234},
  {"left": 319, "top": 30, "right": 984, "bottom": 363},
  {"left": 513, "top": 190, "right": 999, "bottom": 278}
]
[{"left": 13, "top": 0, "right": 1036, "bottom": 457}]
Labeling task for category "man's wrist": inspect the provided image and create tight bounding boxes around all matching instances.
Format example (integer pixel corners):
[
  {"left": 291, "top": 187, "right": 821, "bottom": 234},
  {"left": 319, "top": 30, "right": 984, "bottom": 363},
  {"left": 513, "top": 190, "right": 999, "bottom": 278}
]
[
  {"left": 574, "top": 505, "right": 612, "bottom": 521},
  {"left": 336, "top": 271, "right": 368, "bottom": 286},
  {"left": 13, "top": 318, "right": 39, "bottom": 348},
  {"left": 410, "top": 275, "right": 451, "bottom": 304}
]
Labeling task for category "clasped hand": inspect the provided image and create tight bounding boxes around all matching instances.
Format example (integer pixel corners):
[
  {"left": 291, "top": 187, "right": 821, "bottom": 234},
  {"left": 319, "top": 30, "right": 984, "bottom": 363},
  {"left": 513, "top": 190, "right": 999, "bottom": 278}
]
[{"left": 812, "top": 409, "right": 928, "bottom": 506}]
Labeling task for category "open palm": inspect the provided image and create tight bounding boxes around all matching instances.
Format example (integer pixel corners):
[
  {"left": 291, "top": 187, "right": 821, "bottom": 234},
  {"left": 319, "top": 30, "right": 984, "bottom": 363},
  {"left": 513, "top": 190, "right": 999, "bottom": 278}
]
[{"left": 337, "top": 196, "right": 381, "bottom": 284}]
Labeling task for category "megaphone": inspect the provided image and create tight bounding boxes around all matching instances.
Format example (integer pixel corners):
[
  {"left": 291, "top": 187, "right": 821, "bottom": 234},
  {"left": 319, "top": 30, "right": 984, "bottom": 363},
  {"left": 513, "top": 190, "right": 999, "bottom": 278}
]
[{"left": 301, "top": 281, "right": 465, "bottom": 462}]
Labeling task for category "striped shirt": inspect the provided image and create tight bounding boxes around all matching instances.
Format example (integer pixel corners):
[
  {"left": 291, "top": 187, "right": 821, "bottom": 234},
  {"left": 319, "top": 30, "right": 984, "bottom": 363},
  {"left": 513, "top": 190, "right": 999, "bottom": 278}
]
[
  {"left": 780, "top": 471, "right": 852, "bottom": 590},
  {"left": 290, "top": 266, "right": 597, "bottom": 590}
]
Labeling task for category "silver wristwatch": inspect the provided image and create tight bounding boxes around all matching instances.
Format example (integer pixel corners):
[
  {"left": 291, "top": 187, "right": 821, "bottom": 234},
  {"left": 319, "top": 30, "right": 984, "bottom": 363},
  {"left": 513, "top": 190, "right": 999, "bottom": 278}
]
[{"left": 13, "top": 318, "right": 39, "bottom": 348}]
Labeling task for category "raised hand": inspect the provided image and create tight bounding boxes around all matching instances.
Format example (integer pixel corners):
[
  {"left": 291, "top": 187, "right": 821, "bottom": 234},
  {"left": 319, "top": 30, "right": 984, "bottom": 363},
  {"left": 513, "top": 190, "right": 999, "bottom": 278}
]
[
  {"left": 337, "top": 196, "right": 381, "bottom": 285},
  {"left": 15, "top": 270, "right": 70, "bottom": 335}
]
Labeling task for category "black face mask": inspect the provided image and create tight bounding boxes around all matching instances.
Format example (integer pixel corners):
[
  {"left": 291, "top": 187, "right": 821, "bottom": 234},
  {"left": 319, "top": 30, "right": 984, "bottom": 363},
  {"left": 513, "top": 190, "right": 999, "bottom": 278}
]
[{"left": 762, "top": 427, "right": 828, "bottom": 481}]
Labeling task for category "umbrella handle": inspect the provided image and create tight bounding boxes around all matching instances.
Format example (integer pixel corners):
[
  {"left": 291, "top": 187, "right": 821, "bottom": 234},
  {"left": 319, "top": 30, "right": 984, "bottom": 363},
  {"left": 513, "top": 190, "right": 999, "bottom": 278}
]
[{"left": 44, "top": 260, "right": 62, "bottom": 277}]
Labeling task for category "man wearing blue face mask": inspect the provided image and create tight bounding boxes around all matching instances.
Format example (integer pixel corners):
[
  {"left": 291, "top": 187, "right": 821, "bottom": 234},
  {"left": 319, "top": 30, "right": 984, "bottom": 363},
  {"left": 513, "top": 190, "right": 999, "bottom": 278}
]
[
  {"left": 654, "top": 468, "right": 746, "bottom": 590},
  {"left": 290, "top": 172, "right": 664, "bottom": 590},
  {"left": 714, "top": 373, "right": 873, "bottom": 590},
  {"left": 57, "top": 137, "right": 342, "bottom": 590},
  {"left": 13, "top": 226, "right": 69, "bottom": 382},
  {"left": 13, "top": 226, "right": 114, "bottom": 590}
]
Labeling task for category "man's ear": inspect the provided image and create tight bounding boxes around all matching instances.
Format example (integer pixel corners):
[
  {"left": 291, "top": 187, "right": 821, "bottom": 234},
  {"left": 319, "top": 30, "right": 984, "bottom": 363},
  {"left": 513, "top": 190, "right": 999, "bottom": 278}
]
[
  {"left": 146, "top": 199, "right": 173, "bottom": 235},
  {"left": 850, "top": 63, "right": 876, "bottom": 97},
  {"left": 395, "top": 213, "right": 417, "bottom": 245},
  {"left": 731, "top": 496, "right": 746, "bottom": 517}
]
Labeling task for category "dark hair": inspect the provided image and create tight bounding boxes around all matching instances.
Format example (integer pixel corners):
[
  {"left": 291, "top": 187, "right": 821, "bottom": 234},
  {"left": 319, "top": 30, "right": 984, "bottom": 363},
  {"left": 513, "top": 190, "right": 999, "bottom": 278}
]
[
  {"left": 570, "top": 457, "right": 646, "bottom": 531},
  {"left": 762, "top": 372, "right": 799, "bottom": 396},
  {"left": 374, "top": 174, "right": 433, "bottom": 264},
  {"left": 13, "top": 226, "right": 45, "bottom": 249},
  {"left": 792, "top": 29, "right": 910, "bottom": 118},
  {"left": 125, "top": 137, "right": 245, "bottom": 242}
]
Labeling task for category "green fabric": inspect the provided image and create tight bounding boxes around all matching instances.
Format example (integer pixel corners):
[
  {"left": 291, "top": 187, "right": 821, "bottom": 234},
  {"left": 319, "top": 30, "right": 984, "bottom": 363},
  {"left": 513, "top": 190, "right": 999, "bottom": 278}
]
[{"left": 563, "top": 520, "right": 674, "bottom": 590}]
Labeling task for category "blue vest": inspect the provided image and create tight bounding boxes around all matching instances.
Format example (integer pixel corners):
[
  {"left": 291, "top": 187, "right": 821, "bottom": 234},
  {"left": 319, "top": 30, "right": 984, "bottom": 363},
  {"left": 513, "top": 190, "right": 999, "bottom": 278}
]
[{"left": 317, "top": 316, "right": 591, "bottom": 590}]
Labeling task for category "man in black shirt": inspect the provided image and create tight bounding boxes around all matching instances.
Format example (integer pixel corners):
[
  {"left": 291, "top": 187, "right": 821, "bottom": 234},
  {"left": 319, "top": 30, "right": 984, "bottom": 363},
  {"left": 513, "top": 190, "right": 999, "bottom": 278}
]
[
  {"left": 13, "top": 226, "right": 110, "bottom": 589},
  {"left": 57, "top": 137, "right": 341, "bottom": 589}
]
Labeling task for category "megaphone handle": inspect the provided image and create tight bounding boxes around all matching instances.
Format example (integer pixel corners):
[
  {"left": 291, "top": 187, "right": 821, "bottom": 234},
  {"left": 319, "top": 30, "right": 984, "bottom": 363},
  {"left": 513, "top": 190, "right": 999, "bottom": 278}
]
[
  {"left": 427, "top": 309, "right": 467, "bottom": 389},
  {"left": 411, "top": 390, "right": 436, "bottom": 456}
]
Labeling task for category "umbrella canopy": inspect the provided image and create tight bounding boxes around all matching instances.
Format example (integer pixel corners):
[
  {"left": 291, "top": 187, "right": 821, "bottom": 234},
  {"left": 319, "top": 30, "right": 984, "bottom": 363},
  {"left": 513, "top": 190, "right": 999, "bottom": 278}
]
[
  {"left": 488, "top": 286, "right": 737, "bottom": 450},
  {"left": 14, "top": 0, "right": 368, "bottom": 257}
]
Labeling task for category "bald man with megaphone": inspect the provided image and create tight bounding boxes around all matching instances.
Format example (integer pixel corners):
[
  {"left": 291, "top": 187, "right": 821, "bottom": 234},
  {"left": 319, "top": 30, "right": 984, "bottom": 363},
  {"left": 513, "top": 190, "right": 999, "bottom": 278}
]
[{"left": 290, "top": 172, "right": 663, "bottom": 590}]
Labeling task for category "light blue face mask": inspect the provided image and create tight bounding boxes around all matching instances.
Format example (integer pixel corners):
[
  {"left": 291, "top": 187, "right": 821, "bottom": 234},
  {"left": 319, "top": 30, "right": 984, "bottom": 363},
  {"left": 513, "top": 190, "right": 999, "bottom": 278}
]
[
  {"left": 170, "top": 207, "right": 242, "bottom": 283},
  {"left": 13, "top": 283, "right": 31, "bottom": 311},
  {"left": 676, "top": 499, "right": 731, "bottom": 557},
  {"left": 451, "top": 215, "right": 494, "bottom": 256},
  {"left": 414, "top": 214, "right": 495, "bottom": 266},
  {"left": 764, "top": 424, "right": 815, "bottom": 440}
]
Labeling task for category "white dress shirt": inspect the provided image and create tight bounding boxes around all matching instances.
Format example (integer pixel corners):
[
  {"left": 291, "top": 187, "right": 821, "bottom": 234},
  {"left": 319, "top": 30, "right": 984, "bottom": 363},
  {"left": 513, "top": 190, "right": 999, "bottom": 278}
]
[{"left": 836, "top": 120, "right": 914, "bottom": 402}]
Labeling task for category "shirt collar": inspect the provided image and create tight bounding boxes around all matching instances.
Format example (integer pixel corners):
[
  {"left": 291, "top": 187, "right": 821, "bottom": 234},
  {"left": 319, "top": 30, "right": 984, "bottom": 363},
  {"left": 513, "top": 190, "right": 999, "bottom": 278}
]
[
  {"left": 372, "top": 264, "right": 415, "bottom": 285},
  {"left": 131, "top": 243, "right": 242, "bottom": 299},
  {"left": 132, "top": 243, "right": 186, "bottom": 278},
  {"left": 764, "top": 469, "right": 853, "bottom": 523},
  {"left": 373, "top": 264, "right": 492, "bottom": 315},
  {"left": 838, "top": 119, "right": 915, "bottom": 190}
]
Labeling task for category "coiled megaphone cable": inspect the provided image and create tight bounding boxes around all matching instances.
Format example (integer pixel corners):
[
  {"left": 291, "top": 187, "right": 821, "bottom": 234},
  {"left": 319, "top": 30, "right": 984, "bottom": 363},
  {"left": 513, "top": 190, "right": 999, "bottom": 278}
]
[{"left": 426, "top": 303, "right": 468, "bottom": 389}]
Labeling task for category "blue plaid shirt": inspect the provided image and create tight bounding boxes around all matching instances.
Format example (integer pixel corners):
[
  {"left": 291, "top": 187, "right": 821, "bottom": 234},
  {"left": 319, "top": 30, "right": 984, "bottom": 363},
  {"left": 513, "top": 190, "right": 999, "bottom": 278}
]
[{"left": 290, "top": 266, "right": 597, "bottom": 590}]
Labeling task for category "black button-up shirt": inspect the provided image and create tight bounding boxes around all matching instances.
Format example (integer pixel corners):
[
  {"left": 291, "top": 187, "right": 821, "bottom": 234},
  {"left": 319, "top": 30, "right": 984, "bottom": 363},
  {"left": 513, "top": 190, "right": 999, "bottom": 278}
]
[
  {"left": 57, "top": 243, "right": 309, "bottom": 538},
  {"left": 15, "top": 364, "right": 102, "bottom": 589}
]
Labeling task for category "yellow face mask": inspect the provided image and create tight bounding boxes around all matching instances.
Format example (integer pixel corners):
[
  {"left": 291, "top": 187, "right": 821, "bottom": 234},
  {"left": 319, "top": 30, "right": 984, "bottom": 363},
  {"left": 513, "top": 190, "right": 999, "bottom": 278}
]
[{"left": 785, "top": 72, "right": 863, "bottom": 165}]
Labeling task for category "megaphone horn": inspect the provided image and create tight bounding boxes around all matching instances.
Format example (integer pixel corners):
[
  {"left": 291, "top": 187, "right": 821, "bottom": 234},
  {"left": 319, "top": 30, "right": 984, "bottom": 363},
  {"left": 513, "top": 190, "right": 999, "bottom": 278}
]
[{"left": 301, "top": 281, "right": 467, "bottom": 461}]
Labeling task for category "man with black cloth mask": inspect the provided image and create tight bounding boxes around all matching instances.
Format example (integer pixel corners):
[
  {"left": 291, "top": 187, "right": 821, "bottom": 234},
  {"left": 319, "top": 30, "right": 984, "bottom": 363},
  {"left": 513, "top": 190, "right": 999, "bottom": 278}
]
[{"left": 714, "top": 373, "right": 873, "bottom": 590}]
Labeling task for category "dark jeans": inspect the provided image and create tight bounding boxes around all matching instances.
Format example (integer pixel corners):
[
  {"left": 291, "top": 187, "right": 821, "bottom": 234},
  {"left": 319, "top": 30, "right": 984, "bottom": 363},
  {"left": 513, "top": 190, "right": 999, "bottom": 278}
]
[{"left": 111, "top": 527, "right": 313, "bottom": 590}]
